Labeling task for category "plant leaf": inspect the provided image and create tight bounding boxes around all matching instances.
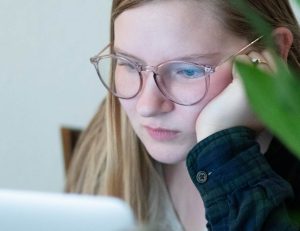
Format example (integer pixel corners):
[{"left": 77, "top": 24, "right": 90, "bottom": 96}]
[{"left": 236, "top": 61, "right": 300, "bottom": 158}]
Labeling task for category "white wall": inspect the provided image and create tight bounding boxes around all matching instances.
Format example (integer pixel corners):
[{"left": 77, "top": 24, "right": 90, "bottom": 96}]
[
  {"left": 291, "top": 0, "right": 300, "bottom": 22},
  {"left": 0, "top": 0, "right": 299, "bottom": 193},
  {"left": 0, "top": 0, "right": 111, "bottom": 192}
]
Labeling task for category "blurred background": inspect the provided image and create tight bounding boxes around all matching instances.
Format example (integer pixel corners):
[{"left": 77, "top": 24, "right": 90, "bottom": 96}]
[
  {"left": 0, "top": 0, "right": 111, "bottom": 192},
  {"left": 0, "top": 0, "right": 299, "bottom": 192}
]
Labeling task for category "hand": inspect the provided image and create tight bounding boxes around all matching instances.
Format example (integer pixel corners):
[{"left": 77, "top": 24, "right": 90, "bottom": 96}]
[{"left": 195, "top": 50, "right": 275, "bottom": 142}]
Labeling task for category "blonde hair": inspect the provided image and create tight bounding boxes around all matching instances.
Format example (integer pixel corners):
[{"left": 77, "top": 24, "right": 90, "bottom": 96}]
[{"left": 66, "top": 0, "right": 300, "bottom": 229}]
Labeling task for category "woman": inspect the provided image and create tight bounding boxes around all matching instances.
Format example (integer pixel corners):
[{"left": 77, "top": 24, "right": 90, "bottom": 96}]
[{"left": 66, "top": 0, "right": 300, "bottom": 230}]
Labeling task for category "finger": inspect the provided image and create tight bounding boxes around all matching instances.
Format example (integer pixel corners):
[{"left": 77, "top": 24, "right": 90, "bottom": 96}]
[
  {"left": 261, "top": 49, "right": 279, "bottom": 73},
  {"left": 247, "top": 51, "right": 272, "bottom": 73},
  {"left": 232, "top": 54, "right": 253, "bottom": 80}
]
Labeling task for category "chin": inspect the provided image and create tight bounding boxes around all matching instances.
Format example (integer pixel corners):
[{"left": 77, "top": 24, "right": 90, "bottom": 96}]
[{"left": 145, "top": 145, "right": 188, "bottom": 165}]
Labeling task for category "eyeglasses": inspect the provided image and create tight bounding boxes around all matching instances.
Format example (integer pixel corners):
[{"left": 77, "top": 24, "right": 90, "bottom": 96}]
[{"left": 90, "top": 36, "right": 262, "bottom": 106}]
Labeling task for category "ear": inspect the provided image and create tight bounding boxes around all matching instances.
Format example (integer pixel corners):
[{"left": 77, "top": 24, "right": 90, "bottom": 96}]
[{"left": 272, "top": 27, "right": 293, "bottom": 61}]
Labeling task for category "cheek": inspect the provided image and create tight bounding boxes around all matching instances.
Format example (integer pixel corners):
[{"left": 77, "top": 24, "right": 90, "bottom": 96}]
[
  {"left": 119, "top": 99, "right": 134, "bottom": 116},
  {"left": 206, "top": 63, "right": 233, "bottom": 100}
]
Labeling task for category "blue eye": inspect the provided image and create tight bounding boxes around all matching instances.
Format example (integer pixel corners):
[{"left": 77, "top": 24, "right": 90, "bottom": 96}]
[{"left": 176, "top": 67, "right": 205, "bottom": 79}]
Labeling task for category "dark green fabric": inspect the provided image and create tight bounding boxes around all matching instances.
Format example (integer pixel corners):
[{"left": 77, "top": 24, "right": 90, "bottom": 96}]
[{"left": 186, "top": 127, "right": 299, "bottom": 230}]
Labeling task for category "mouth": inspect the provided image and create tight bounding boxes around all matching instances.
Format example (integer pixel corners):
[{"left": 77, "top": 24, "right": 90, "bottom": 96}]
[{"left": 144, "top": 126, "right": 180, "bottom": 141}]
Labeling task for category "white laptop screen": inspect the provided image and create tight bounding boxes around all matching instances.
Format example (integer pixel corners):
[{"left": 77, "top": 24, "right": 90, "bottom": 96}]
[{"left": 0, "top": 190, "right": 135, "bottom": 231}]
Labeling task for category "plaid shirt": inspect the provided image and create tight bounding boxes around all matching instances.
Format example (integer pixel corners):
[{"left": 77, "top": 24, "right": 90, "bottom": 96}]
[{"left": 186, "top": 127, "right": 299, "bottom": 230}]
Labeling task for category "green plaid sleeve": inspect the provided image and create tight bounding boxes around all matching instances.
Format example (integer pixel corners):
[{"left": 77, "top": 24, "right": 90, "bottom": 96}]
[{"left": 186, "top": 127, "right": 299, "bottom": 231}]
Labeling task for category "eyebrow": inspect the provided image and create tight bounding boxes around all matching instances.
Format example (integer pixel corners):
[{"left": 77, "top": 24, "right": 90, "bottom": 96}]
[{"left": 113, "top": 47, "right": 221, "bottom": 64}]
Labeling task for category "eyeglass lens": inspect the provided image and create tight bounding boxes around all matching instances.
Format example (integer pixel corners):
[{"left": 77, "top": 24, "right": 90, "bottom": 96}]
[{"left": 96, "top": 55, "right": 210, "bottom": 105}]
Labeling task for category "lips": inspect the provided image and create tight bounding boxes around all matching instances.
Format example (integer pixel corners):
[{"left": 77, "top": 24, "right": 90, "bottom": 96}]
[{"left": 144, "top": 126, "right": 179, "bottom": 141}]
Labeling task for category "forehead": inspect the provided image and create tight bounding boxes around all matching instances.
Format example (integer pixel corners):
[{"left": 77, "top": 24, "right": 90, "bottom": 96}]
[{"left": 114, "top": 0, "right": 232, "bottom": 64}]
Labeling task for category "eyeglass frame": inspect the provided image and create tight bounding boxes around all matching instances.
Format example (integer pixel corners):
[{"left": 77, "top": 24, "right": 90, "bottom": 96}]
[{"left": 90, "top": 36, "right": 263, "bottom": 106}]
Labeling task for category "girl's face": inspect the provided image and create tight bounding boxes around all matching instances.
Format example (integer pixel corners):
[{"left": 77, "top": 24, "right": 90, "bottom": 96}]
[{"left": 114, "top": 0, "right": 247, "bottom": 164}]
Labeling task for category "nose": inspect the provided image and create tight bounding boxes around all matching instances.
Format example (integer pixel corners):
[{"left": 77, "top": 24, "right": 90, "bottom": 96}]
[{"left": 136, "top": 71, "right": 174, "bottom": 117}]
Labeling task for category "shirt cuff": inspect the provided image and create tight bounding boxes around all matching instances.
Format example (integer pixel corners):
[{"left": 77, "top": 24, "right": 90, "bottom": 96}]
[{"left": 186, "top": 126, "right": 290, "bottom": 204}]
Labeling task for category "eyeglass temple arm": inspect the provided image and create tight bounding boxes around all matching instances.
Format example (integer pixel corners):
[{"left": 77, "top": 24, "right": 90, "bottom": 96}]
[
  {"left": 90, "top": 36, "right": 263, "bottom": 65},
  {"left": 217, "top": 36, "right": 263, "bottom": 67},
  {"left": 90, "top": 43, "right": 111, "bottom": 63}
]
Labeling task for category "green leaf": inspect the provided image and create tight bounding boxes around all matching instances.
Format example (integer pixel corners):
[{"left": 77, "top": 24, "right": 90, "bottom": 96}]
[{"left": 236, "top": 61, "right": 300, "bottom": 158}]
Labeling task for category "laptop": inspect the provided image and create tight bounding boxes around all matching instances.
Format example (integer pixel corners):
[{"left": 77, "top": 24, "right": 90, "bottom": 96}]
[{"left": 0, "top": 189, "right": 135, "bottom": 231}]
